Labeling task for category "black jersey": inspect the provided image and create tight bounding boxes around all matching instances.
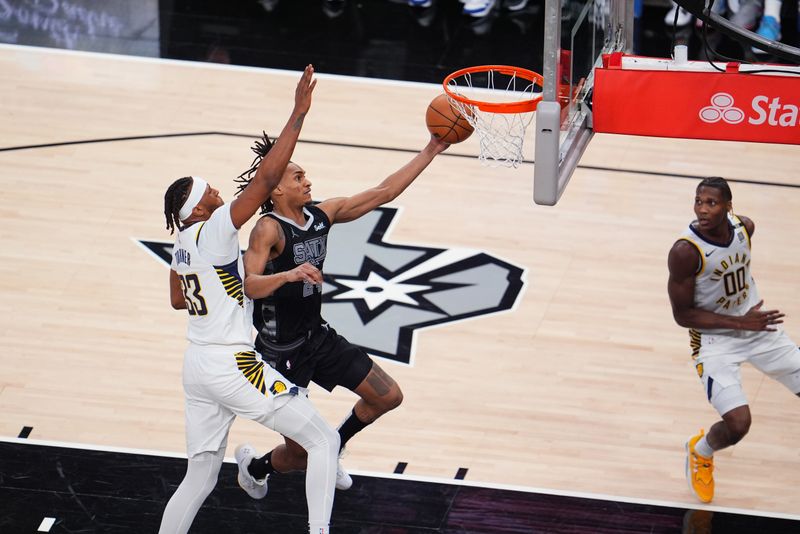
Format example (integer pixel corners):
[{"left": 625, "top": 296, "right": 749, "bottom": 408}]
[{"left": 253, "top": 205, "right": 330, "bottom": 351}]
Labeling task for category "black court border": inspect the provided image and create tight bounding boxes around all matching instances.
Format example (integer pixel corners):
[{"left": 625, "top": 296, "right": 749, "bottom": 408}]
[{"left": 2, "top": 438, "right": 799, "bottom": 533}]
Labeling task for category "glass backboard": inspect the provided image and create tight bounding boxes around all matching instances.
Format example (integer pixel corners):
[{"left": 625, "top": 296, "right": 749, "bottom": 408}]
[{"left": 533, "top": 0, "right": 633, "bottom": 205}]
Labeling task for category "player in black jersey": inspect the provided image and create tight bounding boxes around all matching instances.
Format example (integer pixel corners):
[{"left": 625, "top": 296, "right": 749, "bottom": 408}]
[{"left": 234, "top": 131, "right": 448, "bottom": 489}]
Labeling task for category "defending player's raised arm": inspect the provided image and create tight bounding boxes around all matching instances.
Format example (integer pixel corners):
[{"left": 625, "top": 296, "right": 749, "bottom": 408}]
[
  {"left": 243, "top": 218, "right": 323, "bottom": 299},
  {"left": 230, "top": 64, "right": 317, "bottom": 229},
  {"left": 318, "top": 134, "right": 448, "bottom": 224},
  {"left": 667, "top": 240, "right": 783, "bottom": 331}
]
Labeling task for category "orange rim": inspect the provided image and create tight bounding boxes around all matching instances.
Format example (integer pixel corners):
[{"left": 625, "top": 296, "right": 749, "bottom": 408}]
[{"left": 443, "top": 65, "right": 544, "bottom": 114}]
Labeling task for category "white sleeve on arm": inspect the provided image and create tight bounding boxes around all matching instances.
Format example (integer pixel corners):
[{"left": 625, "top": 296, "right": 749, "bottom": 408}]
[{"left": 197, "top": 204, "right": 241, "bottom": 265}]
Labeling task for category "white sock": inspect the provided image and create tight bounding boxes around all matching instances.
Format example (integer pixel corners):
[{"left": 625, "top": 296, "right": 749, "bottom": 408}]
[
  {"left": 695, "top": 436, "right": 715, "bottom": 458},
  {"left": 763, "top": 0, "right": 781, "bottom": 21},
  {"left": 309, "top": 522, "right": 329, "bottom": 534}
]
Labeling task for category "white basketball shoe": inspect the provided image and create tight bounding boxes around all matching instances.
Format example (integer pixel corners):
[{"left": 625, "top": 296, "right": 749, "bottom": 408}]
[{"left": 235, "top": 443, "right": 268, "bottom": 499}]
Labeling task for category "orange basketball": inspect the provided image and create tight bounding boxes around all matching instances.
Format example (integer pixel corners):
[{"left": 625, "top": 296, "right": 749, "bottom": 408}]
[{"left": 425, "top": 94, "right": 474, "bottom": 144}]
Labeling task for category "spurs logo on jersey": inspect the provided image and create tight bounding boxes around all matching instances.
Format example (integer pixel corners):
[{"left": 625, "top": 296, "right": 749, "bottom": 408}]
[
  {"left": 293, "top": 236, "right": 326, "bottom": 265},
  {"left": 679, "top": 213, "right": 760, "bottom": 335},
  {"left": 139, "top": 206, "right": 526, "bottom": 364}
]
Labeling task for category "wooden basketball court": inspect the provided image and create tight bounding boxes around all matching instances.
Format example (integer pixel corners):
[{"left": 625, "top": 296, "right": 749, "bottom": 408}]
[{"left": 1, "top": 43, "right": 799, "bottom": 524}]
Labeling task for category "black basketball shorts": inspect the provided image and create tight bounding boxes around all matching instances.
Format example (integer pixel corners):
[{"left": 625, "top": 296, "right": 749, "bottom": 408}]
[{"left": 271, "top": 324, "right": 374, "bottom": 392}]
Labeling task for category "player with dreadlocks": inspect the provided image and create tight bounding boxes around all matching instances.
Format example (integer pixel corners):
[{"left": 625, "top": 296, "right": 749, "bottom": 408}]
[
  {"left": 232, "top": 121, "right": 449, "bottom": 492},
  {"left": 159, "top": 65, "right": 339, "bottom": 534}
]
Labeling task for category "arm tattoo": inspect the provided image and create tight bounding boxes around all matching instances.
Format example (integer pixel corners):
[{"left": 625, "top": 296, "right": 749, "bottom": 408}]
[{"left": 292, "top": 112, "right": 306, "bottom": 130}]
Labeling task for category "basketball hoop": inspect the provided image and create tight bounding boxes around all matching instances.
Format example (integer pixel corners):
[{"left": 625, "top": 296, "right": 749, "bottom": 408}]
[{"left": 443, "top": 65, "right": 543, "bottom": 168}]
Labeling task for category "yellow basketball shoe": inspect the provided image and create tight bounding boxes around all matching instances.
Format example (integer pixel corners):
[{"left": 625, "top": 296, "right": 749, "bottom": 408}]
[{"left": 685, "top": 430, "right": 714, "bottom": 503}]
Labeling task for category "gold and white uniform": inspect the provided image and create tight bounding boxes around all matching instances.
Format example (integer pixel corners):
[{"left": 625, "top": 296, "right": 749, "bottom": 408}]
[
  {"left": 163, "top": 203, "right": 338, "bottom": 534},
  {"left": 678, "top": 214, "right": 800, "bottom": 415},
  {"left": 171, "top": 203, "right": 299, "bottom": 456}
]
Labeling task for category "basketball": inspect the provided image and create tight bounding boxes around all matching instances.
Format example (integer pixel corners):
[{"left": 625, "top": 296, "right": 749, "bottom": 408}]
[{"left": 425, "top": 93, "right": 474, "bottom": 144}]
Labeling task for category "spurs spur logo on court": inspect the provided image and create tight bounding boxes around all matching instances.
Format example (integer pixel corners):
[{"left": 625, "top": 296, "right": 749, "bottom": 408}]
[
  {"left": 136, "top": 206, "right": 526, "bottom": 365},
  {"left": 700, "top": 92, "right": 800, "bottom": 127}
]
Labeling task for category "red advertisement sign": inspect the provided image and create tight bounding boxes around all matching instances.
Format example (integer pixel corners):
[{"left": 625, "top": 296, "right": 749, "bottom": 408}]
[{"left": 593, "top": 65, "right": 800, "bottom": 145}]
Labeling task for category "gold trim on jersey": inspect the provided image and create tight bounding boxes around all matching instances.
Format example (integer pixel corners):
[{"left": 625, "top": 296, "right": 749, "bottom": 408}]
[
  {"left": 678, "top": 237, "right": 705, "bottom": 276},
  {"left": 689, "top": 329, "right": 702, "bottom": 360},
  {"left": 216, "top": 268, "right": 244, "bottom": 307},
  {"left": 730, "top": 213, "right": 751, "bottom": 250},
  {"left": 235, "top": 351, "right": 267, "bottom": 395},
  {"left": 194, "top": 222, "right": 206, "bottom": 245}
]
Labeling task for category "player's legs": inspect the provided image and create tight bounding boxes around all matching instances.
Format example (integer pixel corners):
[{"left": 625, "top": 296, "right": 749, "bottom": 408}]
[
  {"left": 268, "top": 362, "right": 399, "bottom": 490},
  {"left": 269, "top": 394, "right": 339, "bottom": 532},
  {"left": 158, "top": 446, "right": 226, "bottom": 534},
  {"left": 252, "top": 330, "right": 401, "bottom": 492},
  {"left": 268, "top": 436, "right": 310, "bottom": 472},
  {"left": 217, "top": 351, "right": 338, "bottom": 530},
  {"left": 694, "top": 354, "right": 751, "bottom": 450},
  {"left": 159, "top": 346, "right": 238, "bottom": 531},
  {"left": 297, "top": 328, "right": 403, "bottom": 450},
  {"left": 706, "top": 402, "right": 752, "bottom": 448},
  {"left": 318, "top": 337, "right": 403, "bottom": 449},
  {"left": 748, "top": 331, "right": 800, "bottom": 394},
  {"left": 347, "top": 360, "right": 403, "bottom": 432},
  {"left": 686, "top": 334, "right": 750, "bottom": 502}
]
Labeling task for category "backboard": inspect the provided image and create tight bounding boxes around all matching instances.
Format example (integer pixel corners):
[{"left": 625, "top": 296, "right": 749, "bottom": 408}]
[{"left": 533, "top": 0, "right": 634, "bottom": 205}]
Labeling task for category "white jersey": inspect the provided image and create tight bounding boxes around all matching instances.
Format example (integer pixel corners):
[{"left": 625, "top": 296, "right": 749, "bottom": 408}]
[
  {"left": 679, "top": 213, "right": 760, "bottom": 335},
  {"left": 171, "top": 203, "right": 253, "bottom": 348}
]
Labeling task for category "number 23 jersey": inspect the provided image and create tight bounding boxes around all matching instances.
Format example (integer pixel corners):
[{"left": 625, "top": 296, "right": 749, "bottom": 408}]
[{"left": 171, "top": 203, "right": 253, "bottom": 348}]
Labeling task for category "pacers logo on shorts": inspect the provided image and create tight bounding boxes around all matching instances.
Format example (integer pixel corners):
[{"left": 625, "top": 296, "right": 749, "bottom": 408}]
[
  {"left": 235, "top": 351, "right": 267, "bottom": 395},
  {"left": 696, "top": 363, "right": 704, "bottom": 378},
  {"left": 270, "top": 381, "right": 287, "bottom": 394}
]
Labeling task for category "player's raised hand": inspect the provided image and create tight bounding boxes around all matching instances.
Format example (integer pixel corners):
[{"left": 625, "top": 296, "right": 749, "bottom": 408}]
[
  {"left": 738, "top": 300, "right": 785, "bottom": 331},
  {"left": 427, "top": 134, "right": 450, "bottom": 154},
  {"left": 286, "top": 262, "right": 323, "bottom": 285},
  {"left": 294, "top": 64, "right": 316, "bottom": 114}
]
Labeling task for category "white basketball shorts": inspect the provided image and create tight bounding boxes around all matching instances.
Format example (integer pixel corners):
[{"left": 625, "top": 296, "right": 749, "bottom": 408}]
[
  {"left": 693, "top": 328, "right": 800, "bottom": 416},
  {"left": 182, "top": 345, "right": 298, "bottom": 457}
]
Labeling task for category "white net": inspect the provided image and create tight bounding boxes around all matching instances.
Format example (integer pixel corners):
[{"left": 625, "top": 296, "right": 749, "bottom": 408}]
[{"left": 445, "top": 68, "right": 541, "bottom": 168}]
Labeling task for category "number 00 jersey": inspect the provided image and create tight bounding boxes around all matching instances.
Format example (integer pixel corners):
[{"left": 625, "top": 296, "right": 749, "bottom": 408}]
[
  {"left": 678, "top": 213, "right": 761, "bottom": 335},
  {"left": 253, "top": 205, "right": 330, "bottom": 348},
  {"left": 171, "top": 203, "right": 253, "bottom": 348}
]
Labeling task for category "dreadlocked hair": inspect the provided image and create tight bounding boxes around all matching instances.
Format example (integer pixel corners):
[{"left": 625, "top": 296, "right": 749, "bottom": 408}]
[
  {"left": 698, "top": 176, "right": 732, "bottom": 202},
  {"left": 234, "top": 131, "right": 276, "bottom": 215},
  {"left": 164, "top": 176, "right": 193, "bottom": 234}
]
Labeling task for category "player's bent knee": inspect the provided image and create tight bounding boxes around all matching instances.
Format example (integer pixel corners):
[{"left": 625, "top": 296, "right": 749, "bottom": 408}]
[
  {"left": 306, "top": 414, "right": 340, "bottom": 454},
  {"left": 725, "top": 415, "right": 751, "bottom": 443},
  {"left": 371, "top": 385, "right": 403, "bottom": 415},
  {"left": 387, "top": 387, "right": 403, "bottom": 411},
  {"left": 325, "top": 425, "right": 341, "bottom": 453}
]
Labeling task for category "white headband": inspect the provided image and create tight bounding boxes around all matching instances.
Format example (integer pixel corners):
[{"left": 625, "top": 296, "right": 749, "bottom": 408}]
[{"left": 178, "top": 176, "right": 208, "bottom": 221}]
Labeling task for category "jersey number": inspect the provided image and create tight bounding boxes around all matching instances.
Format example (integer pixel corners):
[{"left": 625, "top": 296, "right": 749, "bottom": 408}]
[
  {"left": 179, "top": 274, "right": 208, "bottom": 316},
  {"left": 723, "top": 267, "right": 747, "bottom": 297}
]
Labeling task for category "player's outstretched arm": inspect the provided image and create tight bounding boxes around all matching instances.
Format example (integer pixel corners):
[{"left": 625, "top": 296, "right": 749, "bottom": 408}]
[
  {"left": 230, "top": 64, "right": 317, "bottom": 229},
  {"left": 667, "top": 240, "right": 783, "bottom": 331},
  {"left": 318, "top": 134, "right": 448, "bottom": 224}
]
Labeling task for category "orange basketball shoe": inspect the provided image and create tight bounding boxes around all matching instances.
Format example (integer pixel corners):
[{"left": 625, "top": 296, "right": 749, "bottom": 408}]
[{"left": 685, "top": 430, "right": 715, "bottom": 503}]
